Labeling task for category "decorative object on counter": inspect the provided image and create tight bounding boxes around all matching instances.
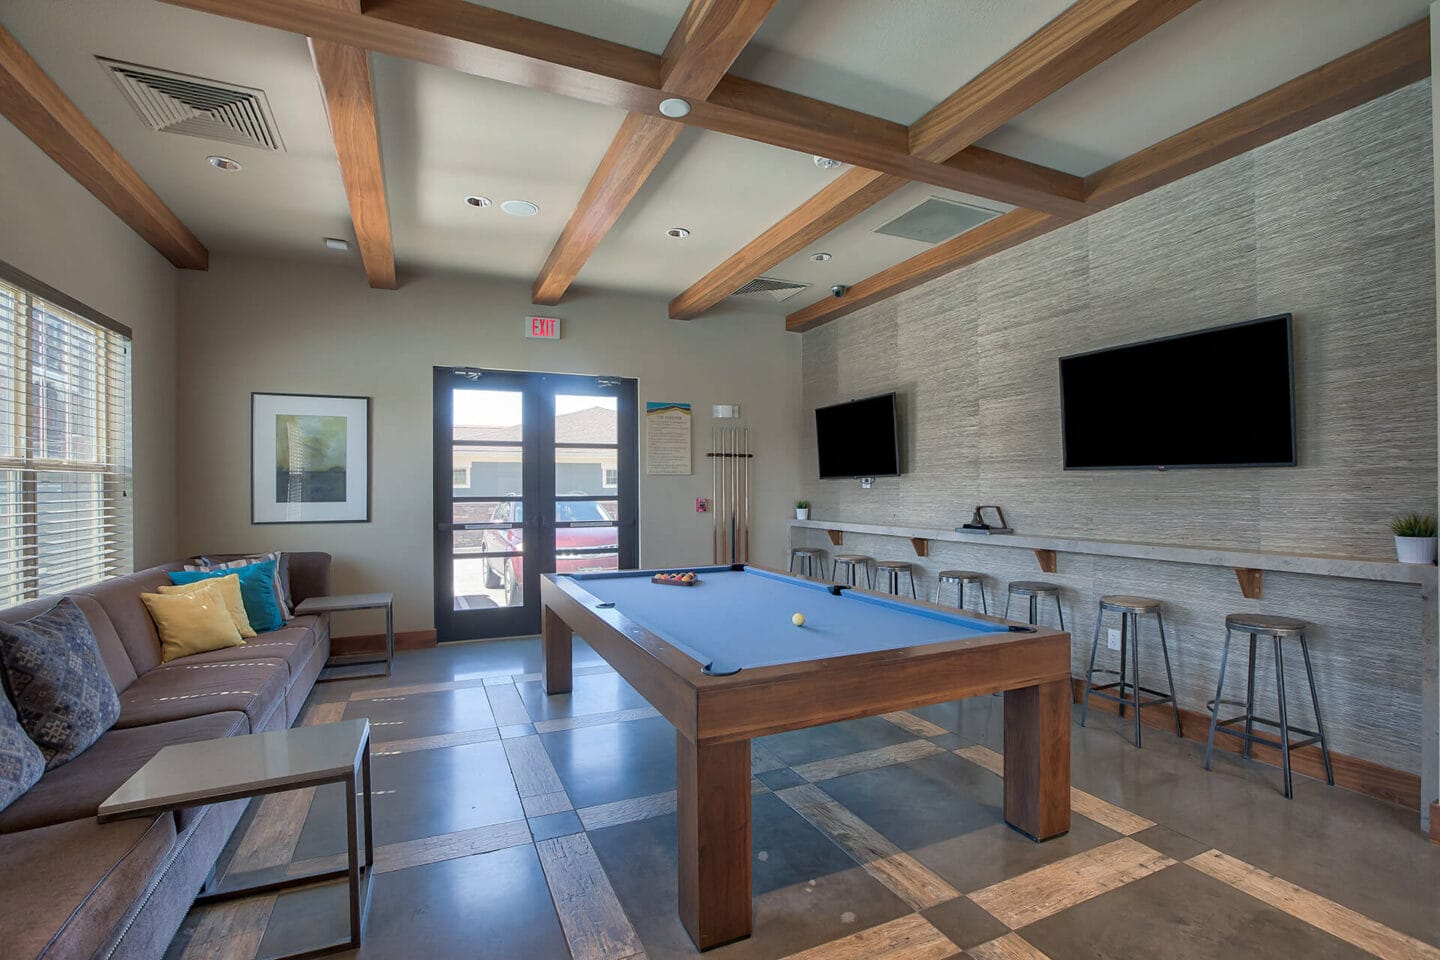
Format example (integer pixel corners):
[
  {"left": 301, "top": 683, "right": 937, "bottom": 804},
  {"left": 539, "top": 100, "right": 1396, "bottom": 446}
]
[
  {"left": 707, "top": 422, "right": 753, "bottom": 563},
  {"left": 958, "top": 505, "right": 1013, "bottom": 534},
  {"left": 1390, "top": 512, "right": 1437, "bottom": 564},
  {"left": 252, "top": 392, "right": 370, "bottom": 524},
  {"left": 795, "top": 500, "right": 810, "bottom": 520}
]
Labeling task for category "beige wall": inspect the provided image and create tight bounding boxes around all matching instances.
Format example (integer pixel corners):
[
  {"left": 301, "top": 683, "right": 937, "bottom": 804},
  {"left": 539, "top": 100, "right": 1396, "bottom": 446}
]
[
  {"left": 175, "top": 255, "right": 802, "bottom": 633},
  {"left": 0, "top": 117, "right": 180, "bottom": 567}
]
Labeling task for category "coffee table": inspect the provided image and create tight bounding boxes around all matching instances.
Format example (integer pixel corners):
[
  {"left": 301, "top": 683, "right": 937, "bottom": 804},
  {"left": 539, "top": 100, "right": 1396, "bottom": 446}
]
[
  {"left": 99, "top": 719, "right": 374, "bottom": 959},
  {"left": 296, "top": 592, "right": 395, "bottom": 680}
]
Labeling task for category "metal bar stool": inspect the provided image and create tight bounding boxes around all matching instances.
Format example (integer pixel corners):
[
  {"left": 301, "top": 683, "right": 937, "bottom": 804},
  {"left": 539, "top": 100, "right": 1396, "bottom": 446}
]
[
  {"left": 936, "top": 570, "right": 987, "bottom": 613},
  {"left": 832, "top": 554, "right": 874, "bottom": 588},
  {"left": 1004, "top": 581, "right": 1065, "bottom": 629},
  {"left": 875, "top": 560, "right": 916, "bottom": 598},
  {"left": 1080, "top": 595, "right": 1182, "bottom": 747},
  {"left": 788, "top": 548, "right": 824, "bottom": 578},
  {"left": 1204, "top": 613, "right": 1333, "bottom": 799}
]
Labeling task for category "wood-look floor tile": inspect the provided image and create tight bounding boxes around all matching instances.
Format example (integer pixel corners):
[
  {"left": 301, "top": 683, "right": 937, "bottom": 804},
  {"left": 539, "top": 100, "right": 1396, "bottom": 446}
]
[
  {"left": 752, "top": 740, "right": 786, "bottom": 774},
  {"left": 512, "top": 664, "right": 616, "bottom": 683},
  {"left": 793, "top": 740, "right": 944, "bottom": 783},
  {"left": 968, "top": 838, "right": 1175, "bottom": 928},
  {"left": 175, "top": 896, "right": 275, "bottom": 960},
  {"left": 504, "top": 735, "right": 567, "bottom": 798},
  {"left": 966, "top": 932, "right": 1053, "bottom": 960},
  {"left": 524, "top": 790, "right": 575, "bottom": 817},
  {"left": 536, "top": 832, "right": 645, "bottom": 960},
  {"left": 776, "top": 784, "right": 959, "bottom": 910},
  {"left": 882, "top": 711, "right": 949, "bottom": 738},
  {"left": 955, "top": 745, "right": 1154, "bottom": 836},
  {"left": 286, "top": 818, "right": 533, "bottom": 878},
  {"left": 752, "top": 777, "right": 771, "bottom": 795},
  {"left": 349, "top": 677, "right": 489, "bottom": 700},
  {"left": 577, "top": 791, "right": 677, "bottom": 830},
  {"left": 485, "top": 682, "right": 532, "bottom": 726},
  {"left": 381, "top": 727, "right": 500, "bottom": 754},
  {"left": 534, "top": 706, "right": 659, "bottom": 733},
  {"left": 777, "top": 913, "right": 957, "bottom": 960},
  {"left": 1186, "top": 850, "right": 1440, "bottom": 960}
]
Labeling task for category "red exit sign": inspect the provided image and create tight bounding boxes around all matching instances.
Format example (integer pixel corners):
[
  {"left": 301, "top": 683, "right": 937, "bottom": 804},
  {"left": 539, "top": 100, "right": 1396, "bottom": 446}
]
[{"left": 526, "top": 316, "right": 561, "bottom": 340}]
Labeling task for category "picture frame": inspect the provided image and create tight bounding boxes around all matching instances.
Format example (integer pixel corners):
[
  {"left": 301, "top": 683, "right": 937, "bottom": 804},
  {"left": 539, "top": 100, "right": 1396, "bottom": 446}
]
[{"left": 251, "top": 392, "right": 371, "bottom": 524}]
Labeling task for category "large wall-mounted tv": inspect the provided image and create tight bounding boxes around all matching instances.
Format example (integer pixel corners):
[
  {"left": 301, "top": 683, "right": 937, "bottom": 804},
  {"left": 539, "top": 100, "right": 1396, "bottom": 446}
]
[
  {"left": 816, "top": 392, "right": 901, "bottom": 479},
  {"left": 1059, "top": 315, "right": 1296, "bottom": 470}
]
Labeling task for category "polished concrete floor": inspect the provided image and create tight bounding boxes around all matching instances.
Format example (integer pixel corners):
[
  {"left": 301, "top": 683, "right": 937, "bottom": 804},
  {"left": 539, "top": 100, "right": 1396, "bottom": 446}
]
[{"left": 165, "top": 638, "right": 1440, "bottom": 960}]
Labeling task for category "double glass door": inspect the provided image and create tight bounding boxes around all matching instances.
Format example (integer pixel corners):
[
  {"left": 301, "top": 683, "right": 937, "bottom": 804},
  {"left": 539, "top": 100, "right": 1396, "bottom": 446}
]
[{"left": 433, "top": 368, "right": 638, "bottom": 640}]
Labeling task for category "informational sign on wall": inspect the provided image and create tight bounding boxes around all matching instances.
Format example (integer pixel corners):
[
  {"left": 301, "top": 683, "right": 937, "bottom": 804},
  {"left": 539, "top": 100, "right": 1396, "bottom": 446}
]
[{"left": 645, "top": 401, "right": 692, "bottom": 475}]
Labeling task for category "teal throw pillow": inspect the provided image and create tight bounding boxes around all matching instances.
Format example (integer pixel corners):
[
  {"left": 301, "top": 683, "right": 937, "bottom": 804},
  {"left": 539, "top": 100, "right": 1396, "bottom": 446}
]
[{"left": 170, "top": 560, "right": 285, "bottom": 633}]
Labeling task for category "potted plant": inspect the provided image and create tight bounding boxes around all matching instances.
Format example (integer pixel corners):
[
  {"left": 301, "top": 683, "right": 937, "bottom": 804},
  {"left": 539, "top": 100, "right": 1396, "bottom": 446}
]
[
  {"left": 1390, "top": 512, "right": 1437, "bottom": 564},
  {"left": 795, "top": 500, "right": 811, "bottom": 520}
]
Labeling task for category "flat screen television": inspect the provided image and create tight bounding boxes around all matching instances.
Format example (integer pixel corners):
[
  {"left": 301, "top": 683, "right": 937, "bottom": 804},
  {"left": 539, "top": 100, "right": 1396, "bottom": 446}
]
[
  {"left": 816, "top": 392, "right": 901, "bottom": 479},
  {"left": 1059, "top": 315, "right": 1296, "bottom": 470}
]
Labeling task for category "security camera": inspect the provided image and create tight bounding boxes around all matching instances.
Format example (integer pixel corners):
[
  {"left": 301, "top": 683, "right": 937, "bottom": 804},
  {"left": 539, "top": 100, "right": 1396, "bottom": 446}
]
[{"left": 831, "top": 284, "right": 847, "bottom": 298}]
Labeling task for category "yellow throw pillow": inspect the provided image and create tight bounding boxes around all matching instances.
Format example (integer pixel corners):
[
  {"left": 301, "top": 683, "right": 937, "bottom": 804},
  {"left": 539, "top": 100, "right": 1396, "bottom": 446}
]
[
  {"left": 140, "top": 583, "right": 246, "bottom": 662},
  {"left": 158, "top": 574, "right": 256, "bottom": 638}
]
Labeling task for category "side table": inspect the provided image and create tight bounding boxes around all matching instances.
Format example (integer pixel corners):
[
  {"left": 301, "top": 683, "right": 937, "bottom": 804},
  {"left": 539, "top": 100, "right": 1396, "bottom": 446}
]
[
  {"left": 296, "top": 592, "right": 395, "bottom": 681},
  {"left": 100, "top": 719, "right": 374, "bottom": 958}
]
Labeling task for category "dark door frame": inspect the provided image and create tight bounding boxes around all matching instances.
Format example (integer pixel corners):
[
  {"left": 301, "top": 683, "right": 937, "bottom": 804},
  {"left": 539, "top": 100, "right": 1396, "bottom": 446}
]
[{"left": 433, "top": 367, "right": 638, "bottom": 641}]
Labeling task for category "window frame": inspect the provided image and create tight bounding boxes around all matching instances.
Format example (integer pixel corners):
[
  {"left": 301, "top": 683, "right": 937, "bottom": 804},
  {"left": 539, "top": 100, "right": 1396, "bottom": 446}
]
[{"left": 0, "top": 258, "right": 133, "bottom": 607}]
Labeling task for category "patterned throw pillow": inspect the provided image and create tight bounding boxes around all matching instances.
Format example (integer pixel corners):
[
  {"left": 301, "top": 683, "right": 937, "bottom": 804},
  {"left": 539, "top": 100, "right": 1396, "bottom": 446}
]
[
  {"left": 187, "top": 552, "right": 292, "bottom": 621},
  {"left": 0, "top": 694, "right": 44, "bottom": 811},
  {"left": 0, "top": 598, "right": 121, "bottom": 769}
]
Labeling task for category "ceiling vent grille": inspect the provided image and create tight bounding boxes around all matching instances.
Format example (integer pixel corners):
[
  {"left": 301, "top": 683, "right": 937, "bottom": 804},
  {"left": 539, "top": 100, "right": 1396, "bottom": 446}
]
[
  {"left": 98, "top": 57, "right": 284, "bottom": 151},
  {"left": 730, "top": 277, "right": 810, "bottom": 302},
  {"left": 874, "top": 197, "right": 1000, "bottom": 244}
]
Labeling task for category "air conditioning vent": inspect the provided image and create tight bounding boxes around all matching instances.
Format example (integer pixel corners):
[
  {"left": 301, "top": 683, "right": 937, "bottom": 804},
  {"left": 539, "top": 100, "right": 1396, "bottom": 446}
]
[
  {"left": 98, "top": 57, "right": 284, "bottom": 151},
  {"left": 874, "top": 197, "right": 1000, "bottom": 244},
  {"left": 730, "top": 277, "right": 810, "bottom": 302}
]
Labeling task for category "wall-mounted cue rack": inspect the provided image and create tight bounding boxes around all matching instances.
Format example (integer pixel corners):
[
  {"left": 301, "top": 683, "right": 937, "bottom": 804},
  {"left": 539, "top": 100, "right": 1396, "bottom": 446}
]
[{"left": 708, "top": 425, "right": 754, "bottom": 563}]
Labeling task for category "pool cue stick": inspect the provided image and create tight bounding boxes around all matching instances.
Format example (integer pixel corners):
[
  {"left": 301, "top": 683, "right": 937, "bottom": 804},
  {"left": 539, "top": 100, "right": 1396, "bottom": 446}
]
[
  {"left": 742, "top": 428, "right": 750, "bottom": 562},
  {"left": 731, "top": 426, "right": 739, "bottom": 562},
  {"left": 720, "top": 426, "right": 729, "bottom": 563},
  {"left": 711, "top": 427, "right": 718, "bottom": 563}
]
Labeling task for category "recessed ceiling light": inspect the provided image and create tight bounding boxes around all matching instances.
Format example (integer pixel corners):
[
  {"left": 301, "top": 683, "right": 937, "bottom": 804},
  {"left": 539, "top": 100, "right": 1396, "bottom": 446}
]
[
  {"left": 666, "top": 227, "right": 690, "bottom": 239},
  {"left": 465, "top": 195, "right": 492, "bottom": 207},
  {"left": 500, "top": 199, "right": 540, "bottom": 217},
  {"left": 809, "top": 251, "right": 833, "bottom": 262},
  {"left": 658, "top": 97, "right": 691, "bottom": 118},
  {"left": 206, "top": 155, "right": 242, "bottom": 172},
  {"left": 813, "top": 156, "right": 842, "bottom": 170},
  {"left": 323, "top": 237, "right": 349, "bottom": 251}
]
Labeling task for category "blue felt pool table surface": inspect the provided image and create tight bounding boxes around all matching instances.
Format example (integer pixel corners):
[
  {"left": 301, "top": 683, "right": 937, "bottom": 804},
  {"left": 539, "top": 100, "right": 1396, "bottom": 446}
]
[{"left": 558, "top": 565, "right": 1010, "bottom": 675}]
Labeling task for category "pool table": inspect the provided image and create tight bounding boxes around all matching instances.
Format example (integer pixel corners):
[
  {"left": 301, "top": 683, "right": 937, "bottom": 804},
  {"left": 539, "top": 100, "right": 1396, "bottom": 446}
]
[{"left": 541, "top": 564, "right": 1071, "bottom": 950}]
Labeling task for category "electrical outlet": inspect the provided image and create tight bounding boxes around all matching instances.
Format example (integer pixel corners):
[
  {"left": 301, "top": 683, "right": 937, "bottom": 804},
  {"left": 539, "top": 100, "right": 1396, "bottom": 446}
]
[{"left": 1107, "top": 628, "right": 1121, "bottom": 651}]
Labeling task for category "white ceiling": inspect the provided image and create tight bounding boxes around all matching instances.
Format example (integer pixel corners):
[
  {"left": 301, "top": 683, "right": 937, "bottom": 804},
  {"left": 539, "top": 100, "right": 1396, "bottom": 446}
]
[{"left": 0, "top": 0, "right": 1430, "bottom": 317}]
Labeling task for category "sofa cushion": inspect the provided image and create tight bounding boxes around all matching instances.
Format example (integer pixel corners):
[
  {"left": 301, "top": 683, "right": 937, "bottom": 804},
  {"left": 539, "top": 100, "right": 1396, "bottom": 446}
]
[
  {"left": 158, "top": 574, "right": 256, "bottom": 638},
  {"left": 76, "top": 565, "right": 183, "bottom": 676},
  {"left": 0, "top": 711, "right": 248, "bottom": 833},
  {"left": 172, "top": 619, "right": 320, "bottom": 679},
  {"left": 115, "top": 659, "right": 287, "bottom": 732},
  {"left": 0, "top": 598, "right": 121, "bottom": 769},
  {"left": 187, "top": 551, "right": 292, "bottom": 620},
  {"left": 0, "top": 695, "right": 44, "bottom": 813},
  {"left": 171, "top": 560, "right": 285, "bottom": 632},
  {"left": 140, "top": 585, "right": 247, "bottom": 663},
  {"left": 1, "top": 595, "right": 137, "bottom": 694},
  {"left": 0, "top": 813, "right": 177, "bottom": 960}
]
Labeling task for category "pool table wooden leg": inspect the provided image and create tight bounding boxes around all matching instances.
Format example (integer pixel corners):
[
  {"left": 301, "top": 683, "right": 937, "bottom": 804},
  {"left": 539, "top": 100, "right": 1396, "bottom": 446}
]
[
  {"left": 1003, "top": 678, "right": 1071, "bottom": 841},
  {"left": 677, "top": 733, "right": 752, "bottom": 950},
  {"left": 543, "top": 606, "right": 572, "bottom": 695}
]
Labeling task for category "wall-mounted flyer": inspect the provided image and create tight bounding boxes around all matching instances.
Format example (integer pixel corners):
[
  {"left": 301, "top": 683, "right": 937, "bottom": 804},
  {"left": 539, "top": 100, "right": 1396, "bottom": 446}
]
[{"left": 645, "top": 402, "right": 692, "bottom": 475}]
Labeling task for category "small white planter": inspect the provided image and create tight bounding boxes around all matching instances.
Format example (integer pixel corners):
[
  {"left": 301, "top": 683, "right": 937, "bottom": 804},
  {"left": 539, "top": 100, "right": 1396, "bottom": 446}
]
[
  {"left": 795, "top": 508, "right": 810, "bottom": 520},
  {"left": 1394, "top": 535, "right": 1437, "bottom": 564}
]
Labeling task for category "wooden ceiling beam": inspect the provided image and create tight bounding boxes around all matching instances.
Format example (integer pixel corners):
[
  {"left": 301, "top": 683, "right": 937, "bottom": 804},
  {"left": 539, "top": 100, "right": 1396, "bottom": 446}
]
[
  {"left": 532, "top": 0, "right": 777, "bottom": 305},
  {"left": 309, "top": 0, "right": 396, "bottom": 289},
  {"left": 0, "top": 25, "right": 207, "bottom": 270},
  {"left": 670, "top": 0, "right": 1199, "bottom": 321},
  {"left": 154, "top": 0, "right": 1085, "bottom": 217},
  {"left": 785, "top": 19, "right": 1432, "bottom": 333}
]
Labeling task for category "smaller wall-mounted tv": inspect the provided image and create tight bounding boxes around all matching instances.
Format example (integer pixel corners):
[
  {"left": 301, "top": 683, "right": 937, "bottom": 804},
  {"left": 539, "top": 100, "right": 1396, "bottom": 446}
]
[
  {"left": 815, "top": 392, "right": 901, "bottom": 479},
  {"left": 1059, "top": 314, "right": 1296, "bottom": 470}
]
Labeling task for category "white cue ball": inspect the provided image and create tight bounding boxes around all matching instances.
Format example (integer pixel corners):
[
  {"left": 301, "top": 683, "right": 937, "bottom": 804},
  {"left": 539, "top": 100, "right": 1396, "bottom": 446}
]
[{"left": 792, "top": 613, "right": 806, "bottom": 627}]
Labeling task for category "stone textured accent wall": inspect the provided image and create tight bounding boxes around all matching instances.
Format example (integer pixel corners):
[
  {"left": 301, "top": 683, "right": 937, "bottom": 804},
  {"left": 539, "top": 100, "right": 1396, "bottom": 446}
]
[{"left": 798, "top": 82, "right": 1436, "bottom": 775}]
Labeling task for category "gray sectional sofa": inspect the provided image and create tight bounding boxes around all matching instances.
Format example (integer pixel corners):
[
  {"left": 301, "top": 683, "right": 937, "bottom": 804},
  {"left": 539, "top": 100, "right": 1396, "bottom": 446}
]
[{"left": 0, "top": 552, "right": 332, "bottom": 960}]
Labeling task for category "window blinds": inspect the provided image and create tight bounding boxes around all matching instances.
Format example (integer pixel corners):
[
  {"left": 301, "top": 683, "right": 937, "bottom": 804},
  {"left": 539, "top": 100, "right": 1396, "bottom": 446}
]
[{"left": 0, "top": 276, "right": 132, "bottom": 607}]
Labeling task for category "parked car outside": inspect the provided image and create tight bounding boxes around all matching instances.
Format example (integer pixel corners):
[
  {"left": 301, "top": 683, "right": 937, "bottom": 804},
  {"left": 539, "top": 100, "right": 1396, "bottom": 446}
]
[{"left": 481, "top": 497, "right": 618, "bottom": 605}]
